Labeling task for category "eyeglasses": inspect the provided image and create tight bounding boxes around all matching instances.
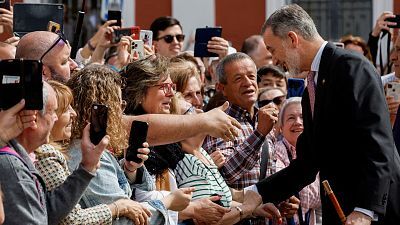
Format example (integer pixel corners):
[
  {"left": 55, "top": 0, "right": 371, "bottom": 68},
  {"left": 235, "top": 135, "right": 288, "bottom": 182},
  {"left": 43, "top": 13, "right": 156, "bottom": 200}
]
[
  {"left": 183, "top": 106, "right": 195, "bottom": 115},
  {"left": 258, "top": 95, "right": 286, "bottom": 108},
  {"left": 156, "top": 34, "right": 185, "bottom": 43},
  {"left": 154, "top": 83, "right": 177, "bottom": 95},
  {"left": 40, "top": 31, "right": 68, "bottom": 62}
]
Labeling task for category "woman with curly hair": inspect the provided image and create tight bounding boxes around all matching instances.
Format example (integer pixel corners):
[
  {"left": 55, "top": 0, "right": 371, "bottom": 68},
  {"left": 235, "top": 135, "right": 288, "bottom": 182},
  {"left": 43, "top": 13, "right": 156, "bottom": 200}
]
[
  {"left": 67, "top": 64, "right": 192, "bottom": 225},
  {"left": 35, "top": 80, "right": 145, "bottom": 224}
]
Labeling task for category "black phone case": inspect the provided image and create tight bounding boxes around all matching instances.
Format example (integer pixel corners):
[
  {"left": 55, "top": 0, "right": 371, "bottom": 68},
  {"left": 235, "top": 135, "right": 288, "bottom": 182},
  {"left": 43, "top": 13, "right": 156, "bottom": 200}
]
[
  {"left": 0, "top": 0, "right": 10, "bottom": 10},
  {"left": 126, "top": 121, "right": 148, "bottom": 163},
  {"left": 387, "top": 15, "right": 400, "bottom": 28},
  {"left": 194, "top": 27, "right": 222, "bottom": 57},
  {"left": 287, "top": 78, "right": 305, "bottom": 98},
  {"left": 0, "top": 59, "right": 43, "bottom": 110},
  {"left": 108, "top": 10, "right": 121, "bottom": 27},
  {"left": 90, "top": 104, "right": 108, "bottom": 145}
]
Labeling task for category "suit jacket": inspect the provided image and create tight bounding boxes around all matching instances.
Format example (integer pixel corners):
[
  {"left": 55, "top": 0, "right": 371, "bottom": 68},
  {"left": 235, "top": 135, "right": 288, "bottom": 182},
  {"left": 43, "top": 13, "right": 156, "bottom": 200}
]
[{"left": 256, "top": 43, "right": 400, "bottom": 225}]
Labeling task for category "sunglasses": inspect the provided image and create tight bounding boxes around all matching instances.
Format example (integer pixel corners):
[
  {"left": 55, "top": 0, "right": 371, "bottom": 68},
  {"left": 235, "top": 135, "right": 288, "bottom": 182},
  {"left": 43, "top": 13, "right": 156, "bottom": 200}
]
[
  {"left": 183, "top": 106, "right": 195, "bottom": 115},
  {"left": 154, "top": 83, "right": 177, "bottom": 95},
  {"left": 40, "top": 31, "right": 68, "bottom": 62},
  {"left": 156, "top": 34, "right": 185, "bottom": 43},
  {"left": 258, "top": 95, "right": 286, "bottom": 108}
]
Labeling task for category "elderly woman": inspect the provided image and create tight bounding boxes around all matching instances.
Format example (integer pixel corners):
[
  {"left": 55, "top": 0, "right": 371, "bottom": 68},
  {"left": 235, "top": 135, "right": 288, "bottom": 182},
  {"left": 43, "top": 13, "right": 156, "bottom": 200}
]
[
  {"left": 66, "top": 64, "right": 192, "bottom": 225},
  {"left": 35, "top": 80, "right": 142, "bottom": 224},
  {"left": 270, "top": 97, "right": 320, "bottom": 225},
  {"left": 169, "top": 54, "right": 204, "bottom": 109},
  {"left": 122, "top": 56, "right": 235, "bottom": 225}
]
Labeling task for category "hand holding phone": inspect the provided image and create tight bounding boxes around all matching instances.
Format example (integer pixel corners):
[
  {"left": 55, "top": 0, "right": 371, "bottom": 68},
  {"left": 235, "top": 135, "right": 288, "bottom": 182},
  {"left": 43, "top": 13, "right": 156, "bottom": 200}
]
[
  {"left": 126, "top": 121, "right": 149, "bottom": 163},
  {"left": 112, "top": 26, "right": 140, "bottom": 43},
  {"left": 385, "top": 15, "right": 400, "bottom": 28},
  {"left": 386, "top": 82, "right": 400, "bottom": 101},
  {"left": 90, "top": 104, "right": 108, "bottom": 145},
  {"left": 194, "top": 27, "right": 222, "bottom": 57}
]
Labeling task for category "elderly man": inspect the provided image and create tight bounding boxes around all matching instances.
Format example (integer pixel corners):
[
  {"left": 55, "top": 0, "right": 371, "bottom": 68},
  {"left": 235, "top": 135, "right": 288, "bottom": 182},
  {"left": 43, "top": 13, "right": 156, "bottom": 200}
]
[
  {"left": 15, "top": 31, "right": 78, "bottom": 83},
  {"left": 0, "top": 82, "right": 108, "bottom": 225},
  {"left": 253, "top": 4, "right": 400, "bottom": 225},
  {"left": 203, "top": 52, "right": 278, "bottom": 189}
]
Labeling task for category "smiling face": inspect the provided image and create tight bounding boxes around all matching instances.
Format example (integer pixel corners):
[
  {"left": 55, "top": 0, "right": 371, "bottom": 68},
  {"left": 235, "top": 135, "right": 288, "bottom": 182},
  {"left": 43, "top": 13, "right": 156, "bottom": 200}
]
[
  {"left": 220, "top": 58, "right": 258, "bottom": 111},
  {"left": 142, "top": 76, "right": 175, "bottom": 114},
  {"left": 263, "top": 28, "right": 304, "bottom": 78},
  {"left": 154, "top": 25, "right": 184, "bottom": 57},
  {"left": 281, "top": 102, "right": 303, "bottom": 146},
  {"left": 50, "top": 104, "right": 77, "bottom": 142}
]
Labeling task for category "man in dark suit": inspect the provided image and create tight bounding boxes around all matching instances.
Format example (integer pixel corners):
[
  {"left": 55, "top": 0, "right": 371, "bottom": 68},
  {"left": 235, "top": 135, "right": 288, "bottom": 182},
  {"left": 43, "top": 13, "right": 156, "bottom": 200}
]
[{"left": 254, "top": 4, "right": 400, "bottom": 225}]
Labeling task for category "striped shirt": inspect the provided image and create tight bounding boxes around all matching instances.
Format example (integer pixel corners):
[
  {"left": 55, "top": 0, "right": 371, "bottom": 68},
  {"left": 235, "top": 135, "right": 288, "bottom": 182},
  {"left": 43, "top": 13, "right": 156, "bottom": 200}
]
[
  {"left": 174, "top": 148, "right": 232, "bottom": 207},
  {"left": 202, "top": 104, "right": 266, "bottom": 189}
]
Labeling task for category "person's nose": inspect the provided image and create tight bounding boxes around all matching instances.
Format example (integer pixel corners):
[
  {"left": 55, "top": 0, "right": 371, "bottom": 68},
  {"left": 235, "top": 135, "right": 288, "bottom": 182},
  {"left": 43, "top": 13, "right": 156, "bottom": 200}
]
[
  {"left": 390, "top": 50, "right": 398, "bottom": 63},
  {"left": 192, "top": 95, "right": 202, "bottom": 108},
  {"left": 294, "top": 116, "right": 303, "bottom": 125}
]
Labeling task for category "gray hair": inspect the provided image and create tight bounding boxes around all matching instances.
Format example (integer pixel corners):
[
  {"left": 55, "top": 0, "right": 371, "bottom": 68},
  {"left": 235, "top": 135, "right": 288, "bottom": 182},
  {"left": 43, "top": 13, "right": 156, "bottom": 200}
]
[
  {"left": 278, "top": 97, "right": 302, "bottom": 126},
  {"left": 40, "top": 82, "right": 49, "bottom": 115},
  {"left": 216, "top": 52, "right": 255, "bottom": 84},
  {"left": 261, "top": 4, "right": 318, "bottom": 41}
]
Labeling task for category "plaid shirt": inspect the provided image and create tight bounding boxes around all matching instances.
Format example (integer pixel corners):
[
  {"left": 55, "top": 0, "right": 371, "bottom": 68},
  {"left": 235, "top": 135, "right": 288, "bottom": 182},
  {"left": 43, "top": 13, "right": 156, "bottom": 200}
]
[
  {"left": 274, "top": 138, "right": 321, "bottom": 225},
  {"left": 202, "top": 104, "right": 266, "bottom": 189}
]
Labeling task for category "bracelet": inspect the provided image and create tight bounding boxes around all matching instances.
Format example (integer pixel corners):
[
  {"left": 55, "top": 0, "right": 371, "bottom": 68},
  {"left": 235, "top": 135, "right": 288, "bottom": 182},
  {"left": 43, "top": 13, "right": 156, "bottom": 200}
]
[
  {"left": 124, "top": 160, "right": 136, "bottom": 173},
  {"left": 235, "top": 206, "right": 243, "bottom": 221},
  {"left": 87, "top": 39, "right": 96, "bottom": 51},
  {"left": 112, "top": 202, "right": 120, "bottom": 220}
]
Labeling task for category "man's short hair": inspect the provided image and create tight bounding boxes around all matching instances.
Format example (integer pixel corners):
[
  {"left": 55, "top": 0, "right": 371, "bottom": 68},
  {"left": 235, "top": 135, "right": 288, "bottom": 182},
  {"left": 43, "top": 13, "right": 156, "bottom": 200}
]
[
  {"left": 40, "top": 82, "right": 50, "bottom": 116},
  {"left": 257, "top": 64, "right": 286, "bottom": 83},
  {"left": 216, "top": 52, "right": 255, "bottom": 84},
  {"left": 261, "top": 4, "right": 318, "bottom": 41},
  {"left": 150, "top": 16, "right": 182, "bottom": 40},
  {"left": 241, "top": 35, "right": 263, "bottom": 55}
]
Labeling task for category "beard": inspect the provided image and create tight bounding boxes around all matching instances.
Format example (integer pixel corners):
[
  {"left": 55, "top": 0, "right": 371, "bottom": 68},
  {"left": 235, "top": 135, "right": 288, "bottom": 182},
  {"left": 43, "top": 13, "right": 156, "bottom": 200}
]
[
  {"left": 282, "top": 43, "right": 302, "bottom": 77},
  {"left": 49, "top": 66, "right": 69, "bottom": 83}
]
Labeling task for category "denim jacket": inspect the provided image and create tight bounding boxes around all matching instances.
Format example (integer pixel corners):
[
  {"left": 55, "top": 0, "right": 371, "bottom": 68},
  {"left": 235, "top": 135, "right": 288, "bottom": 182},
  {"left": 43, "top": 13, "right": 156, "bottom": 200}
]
[{"left": 67, "top": 139, "right": 169, "bottom": 225}]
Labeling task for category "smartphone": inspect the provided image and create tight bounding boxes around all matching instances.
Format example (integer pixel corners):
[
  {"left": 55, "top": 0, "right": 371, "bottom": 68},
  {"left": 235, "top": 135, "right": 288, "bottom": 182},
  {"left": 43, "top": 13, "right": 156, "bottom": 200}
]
[
  {"left": 0, "top": 59, "right": 43, "bottom": 110},
  {"left": 131, "top": 40, "right": 145, "bottom": 59},
  {"left": 386, "top": 82, "right": 400, "bottom": 101},
  {"left": 287, "top": 78, "right": 305, "bottom": 98},
  {"left": 0, "top": 0, "right": 10, "bottom": 10},
  {"left": 47, "top": 21, "right": 61, "bottom": 33},
  {"left": 108, "top": 10, "right": 121, "bottom": 27},
  {"left": 211, "top": 193, "right": 224, "bottom": 207},
  {"left": 140, "top": 30, "right": 153, "bottom": 47},
  {"left": 126, "top": 121, "right": 149, "bottom": 163},
  {"left": 112, "top": 26, "right": 140, "bottom": 43},
  {"left": 194, "top": 27, "right": 222, "bottom": 57},
  {"left": 386, "top": 15, "right": 400, "bottom": 28},
  {"left": 90, "top": 104, "right": 108, "bottom": 145}
]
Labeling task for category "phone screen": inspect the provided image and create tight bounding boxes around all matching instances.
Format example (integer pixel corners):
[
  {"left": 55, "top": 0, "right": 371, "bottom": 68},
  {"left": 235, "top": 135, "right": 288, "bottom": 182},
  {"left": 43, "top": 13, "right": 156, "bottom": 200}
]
[
  {"left": 194, "top": 27, "right": 222, "bottom": 57},
  {"left": 90, "top": 104, "right": 108, "bottom": 145},
  {"left": 0, "top": 59, "right": 43, "bottom": 110},
  {"left": 126, "top": 121, "right": 149, "bottom": 163},
  {"left": 287, "top": 78, "right": 305, "bottom": 98},
  {"left": 108, "top": 10, "right": 121, "bottom": 27}
]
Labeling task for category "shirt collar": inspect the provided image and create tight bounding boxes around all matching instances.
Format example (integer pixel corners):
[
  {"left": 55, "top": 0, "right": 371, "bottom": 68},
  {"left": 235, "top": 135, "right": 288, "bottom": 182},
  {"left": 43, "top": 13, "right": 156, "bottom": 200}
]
[{"left": 310, "top": 41, "right": 328, "bottom": 72}]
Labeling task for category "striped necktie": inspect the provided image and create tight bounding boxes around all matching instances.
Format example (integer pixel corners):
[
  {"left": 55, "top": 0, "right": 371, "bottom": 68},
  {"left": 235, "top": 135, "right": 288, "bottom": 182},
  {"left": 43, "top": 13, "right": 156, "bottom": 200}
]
[{"left": 307, "top": 71, "right": 316, "bottom": 117}]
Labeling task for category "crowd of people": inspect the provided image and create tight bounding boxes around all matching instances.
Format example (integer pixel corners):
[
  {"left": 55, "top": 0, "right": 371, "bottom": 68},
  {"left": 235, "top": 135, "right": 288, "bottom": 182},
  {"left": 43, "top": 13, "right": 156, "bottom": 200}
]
[{"left": 0, "top": 3, "right": 400, "bottom": 225}]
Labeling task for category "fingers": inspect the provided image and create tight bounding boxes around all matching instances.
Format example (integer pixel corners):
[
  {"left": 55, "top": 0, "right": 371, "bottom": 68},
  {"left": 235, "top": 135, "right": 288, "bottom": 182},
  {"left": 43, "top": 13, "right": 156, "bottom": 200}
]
[
  {"left": 103, "top": 20, "right": 118, "bottom": 27},
  {"left": 142, "top": 142, "right": 149, "bottom": 148},
  {"left": 218, "top": 101, "right": 229, "bottom": 111},
  {"left": 142, "top": 206, "right": 152, "bottom": 217},
  {"left": 82, "top": 123, "right": 92, "bottom": 145},
  {"left": 95, "top": 135, "right": 110, "bottom": 153},
  {"left": 263, "top": 203, "right": 282, "bottom": 219},
  {"left": 181, "top": 187, "right": 195, "bottom": 194},
  {"left": 8, "top": 99, "right": 25, "bottom": 114}
]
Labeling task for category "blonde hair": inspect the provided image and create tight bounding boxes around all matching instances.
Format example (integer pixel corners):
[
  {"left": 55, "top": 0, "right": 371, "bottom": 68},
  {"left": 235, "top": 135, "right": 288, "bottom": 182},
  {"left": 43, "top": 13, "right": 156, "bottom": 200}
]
[
  {"left": 67, "top": 64, "right": 127, "bottom": 156},
  {"left": 169, "top": 57, "right": 201, "bottom": 93}
]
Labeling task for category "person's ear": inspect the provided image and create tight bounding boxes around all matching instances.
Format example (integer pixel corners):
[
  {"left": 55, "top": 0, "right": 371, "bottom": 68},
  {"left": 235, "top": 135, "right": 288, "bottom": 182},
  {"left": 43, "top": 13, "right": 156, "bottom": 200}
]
[
  {"left": 153, "top": 40, "right": 159, "bottom": 52},
  {"left": 287, "top": 31, "right": 299, "bottom": 47},
  {"left": 42, "top": 65, "right": 51, "bottom": 81}
]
